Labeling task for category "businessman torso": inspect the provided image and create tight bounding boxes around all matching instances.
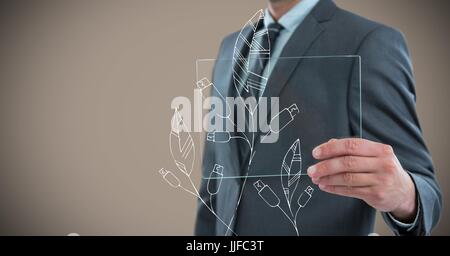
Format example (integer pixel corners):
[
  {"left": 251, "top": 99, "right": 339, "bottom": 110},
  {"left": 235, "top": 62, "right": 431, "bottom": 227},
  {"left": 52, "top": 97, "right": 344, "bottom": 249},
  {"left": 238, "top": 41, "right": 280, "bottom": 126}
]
[{"left": 195, "top": 0, "right": 440, "bottom": 235}]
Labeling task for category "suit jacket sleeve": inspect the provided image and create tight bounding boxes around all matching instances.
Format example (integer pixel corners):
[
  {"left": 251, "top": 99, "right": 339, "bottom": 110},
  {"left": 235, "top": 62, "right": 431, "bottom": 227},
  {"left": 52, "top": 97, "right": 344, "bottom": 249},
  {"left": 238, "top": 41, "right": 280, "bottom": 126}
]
[
  {"left": 349, "top": 26, "right": 442, "bottom": 235},
  {"left": 349, "top": 25, "right": 442, "bottom": 235}
]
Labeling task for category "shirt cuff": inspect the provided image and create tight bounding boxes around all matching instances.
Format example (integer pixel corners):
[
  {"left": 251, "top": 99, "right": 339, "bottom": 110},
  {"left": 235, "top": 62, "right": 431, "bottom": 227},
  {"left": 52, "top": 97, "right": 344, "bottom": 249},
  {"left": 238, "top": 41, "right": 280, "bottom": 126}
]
[{"left": 386, "top": 197, "right": 421, "bottom": 232}]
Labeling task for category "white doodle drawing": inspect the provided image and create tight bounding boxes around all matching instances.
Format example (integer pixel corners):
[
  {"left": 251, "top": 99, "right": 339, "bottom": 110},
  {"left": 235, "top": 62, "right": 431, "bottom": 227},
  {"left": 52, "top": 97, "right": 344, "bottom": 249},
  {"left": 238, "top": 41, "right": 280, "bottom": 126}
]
[
  {"left": 159, "top": 168, "right": 196, "bottom": 197},
  {"left": 207, "top": 164, "right": 224, "bottom": 213},
  {"left": 233, "top": 9, "right": 271, "bottom": 102},
  {"left": 295, "top": 186, "right": 314, "bottom": 225},
  {"left": 196, "top": 76, "right": 252, "bottom": 151},
  {"left": 160, "top": 108, "right": 237, "bottom": 235},
  {"left": 221, "top": 9, "right": 269, "bottom": 236},
  {"left": 254, "top": 180, "right": 280, "bottom": 208},
  {"left": 158, "top": 10, "right": 308, "bottom": 236},
  {"left": 196, "top": 77, "right": 232, "bottom": 119},
  {"left": 170, "top": 108, "right": 195, "bottom": 176},
  {"left": 298, "top": 186, "right": 314, "bottom": 208},
  {"left": 281, "top": 139, "right": 302, "bottom": 209},
  {"left": 207, "top": 164, "right": 224, "bottom": 195},
  {"left": 253, "top": 139, "right": 314, "bottom": 236},
  {"left": 196, "top": 77, "right": 213, "bottom": 90},
  {"left": 225, "top": 10, "right": 306, "bottom": 236},
  {"left": 253, "top": 179, "right": 299, "bottom": 236},
  {"left": 260, "top": 103, "right": 300, "bottom": 143},
  {"left": 206, "top": 131, "right": 252, "bottom": 149},
  {"left": 269, "top": 104, "right": 299, "bottom": 134},
  {"left": 159, "top": 168, "right": 181, "bottom": 189}
]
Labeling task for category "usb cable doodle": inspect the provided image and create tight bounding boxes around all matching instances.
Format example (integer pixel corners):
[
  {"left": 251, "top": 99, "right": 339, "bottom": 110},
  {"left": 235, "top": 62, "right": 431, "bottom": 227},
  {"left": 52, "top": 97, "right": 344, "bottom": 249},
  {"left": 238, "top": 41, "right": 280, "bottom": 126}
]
[
  {"left": 158, "top": 107, "right": 236, "bottom": 235},
  {"left": 198, "top": 77, "right": 252, "bottom": 153},
  {"left": 253, "top": 138, "right": 314, "bottom": 236},
  {"left": 253, "top": 180, "right": 298, "bottom": 235},
  {"left": 260, "top": 104, "right": 300, "bottom": 143},
  {"left": 254, "top": 179, "right": 314, "bottom": 236},
  {"left": 207, "top": 164, "right": 224, "bottom": 214},
  {"left": 196, "top": 77, "right": 232, "bottom": 119}
]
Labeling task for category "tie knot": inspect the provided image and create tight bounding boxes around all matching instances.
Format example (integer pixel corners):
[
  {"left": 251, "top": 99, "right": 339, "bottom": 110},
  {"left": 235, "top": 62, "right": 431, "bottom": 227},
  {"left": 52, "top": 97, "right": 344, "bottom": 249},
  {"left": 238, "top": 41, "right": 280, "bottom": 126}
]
[{"left": 267, "top": 22, "right": 284, "bottom": 34}]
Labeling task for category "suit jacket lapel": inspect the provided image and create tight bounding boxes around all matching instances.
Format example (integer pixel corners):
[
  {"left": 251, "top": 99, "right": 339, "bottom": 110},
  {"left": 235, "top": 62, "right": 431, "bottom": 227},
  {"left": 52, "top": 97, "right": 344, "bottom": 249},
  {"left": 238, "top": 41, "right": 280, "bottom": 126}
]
[
  {"left": 261, "top": 15, "right": 324, "bottom": 100},
  {"left": 262, "top": 0, "right": 337, "bottom": 100},
  {"left": 255, "top": 0, "right": 338, "bottom": 146},
  {"left": 251, "top": 15, "right": 325, "bottom": 154}
]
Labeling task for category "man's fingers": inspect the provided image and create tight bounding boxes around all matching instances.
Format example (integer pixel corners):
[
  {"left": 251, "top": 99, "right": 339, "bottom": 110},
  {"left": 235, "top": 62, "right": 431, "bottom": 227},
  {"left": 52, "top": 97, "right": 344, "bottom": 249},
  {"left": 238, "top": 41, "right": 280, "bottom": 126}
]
[
  {"left": 318, "top": 184, "right": 372, "bottom": 200},
  {"left": 314, "top": 172, "right": 378, "bottom": 187},
  {"left": 307, "top": 156, "right": 380, "bottom": 179},
  {"left": 312, "top": 138, "right": 393, "bottom": 160}
]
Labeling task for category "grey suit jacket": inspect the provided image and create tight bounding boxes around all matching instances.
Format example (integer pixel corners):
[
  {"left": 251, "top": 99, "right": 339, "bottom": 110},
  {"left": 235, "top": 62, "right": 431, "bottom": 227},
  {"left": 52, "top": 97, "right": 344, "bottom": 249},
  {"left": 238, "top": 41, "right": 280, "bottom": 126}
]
[{"left": 195, "top": 0, "right": 441, "bottom": 236}]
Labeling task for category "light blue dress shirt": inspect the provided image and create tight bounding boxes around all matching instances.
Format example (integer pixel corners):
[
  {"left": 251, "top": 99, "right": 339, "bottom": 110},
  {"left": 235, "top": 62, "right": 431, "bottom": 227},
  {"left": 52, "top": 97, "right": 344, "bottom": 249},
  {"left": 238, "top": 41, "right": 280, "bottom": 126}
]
[
  {"left": 261, "top": 0, "right": 419, "bottom": 231},
  {"left": 261, "top": 0, "right": 319, "bottom": 81}
]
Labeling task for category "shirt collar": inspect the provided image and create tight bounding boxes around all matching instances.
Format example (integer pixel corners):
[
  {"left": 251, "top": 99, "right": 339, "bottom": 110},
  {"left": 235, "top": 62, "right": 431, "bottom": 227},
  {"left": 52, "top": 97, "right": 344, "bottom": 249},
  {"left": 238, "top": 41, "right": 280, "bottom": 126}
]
[{"left": 264, "top": 0, "right": 320, "bottom": 32}]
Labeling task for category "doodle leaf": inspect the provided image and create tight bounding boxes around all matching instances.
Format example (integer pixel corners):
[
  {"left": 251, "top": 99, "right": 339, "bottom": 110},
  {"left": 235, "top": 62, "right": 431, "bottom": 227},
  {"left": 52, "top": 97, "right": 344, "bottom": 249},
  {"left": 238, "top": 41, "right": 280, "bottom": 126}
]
[
  {"left": 281, "top": 139, "right": 302, "bottom": 205},
  {"left": 169, "top": 108, "right": 195, "bottom": 176}
]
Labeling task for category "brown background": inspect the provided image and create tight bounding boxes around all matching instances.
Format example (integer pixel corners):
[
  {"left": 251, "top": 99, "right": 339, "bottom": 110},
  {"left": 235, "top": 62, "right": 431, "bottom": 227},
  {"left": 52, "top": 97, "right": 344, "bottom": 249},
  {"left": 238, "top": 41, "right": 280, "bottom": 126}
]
[{"left": 0, "top": 0, "right": 448, "bottom": 235}]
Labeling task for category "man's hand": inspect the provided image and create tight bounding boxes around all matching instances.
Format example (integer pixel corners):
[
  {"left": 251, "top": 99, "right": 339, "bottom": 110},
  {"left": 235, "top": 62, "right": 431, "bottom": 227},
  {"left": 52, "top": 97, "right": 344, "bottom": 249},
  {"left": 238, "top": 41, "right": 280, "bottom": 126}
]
[{"left": 307, "top": 138, "right": 417, "bottom": 222}]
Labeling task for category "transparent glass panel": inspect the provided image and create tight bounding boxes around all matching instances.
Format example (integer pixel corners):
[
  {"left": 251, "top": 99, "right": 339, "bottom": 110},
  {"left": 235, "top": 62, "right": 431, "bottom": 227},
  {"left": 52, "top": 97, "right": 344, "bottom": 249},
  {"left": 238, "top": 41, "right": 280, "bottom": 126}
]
[{"left": 178, "top": 56, "right": 361, "bottom": 180}]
